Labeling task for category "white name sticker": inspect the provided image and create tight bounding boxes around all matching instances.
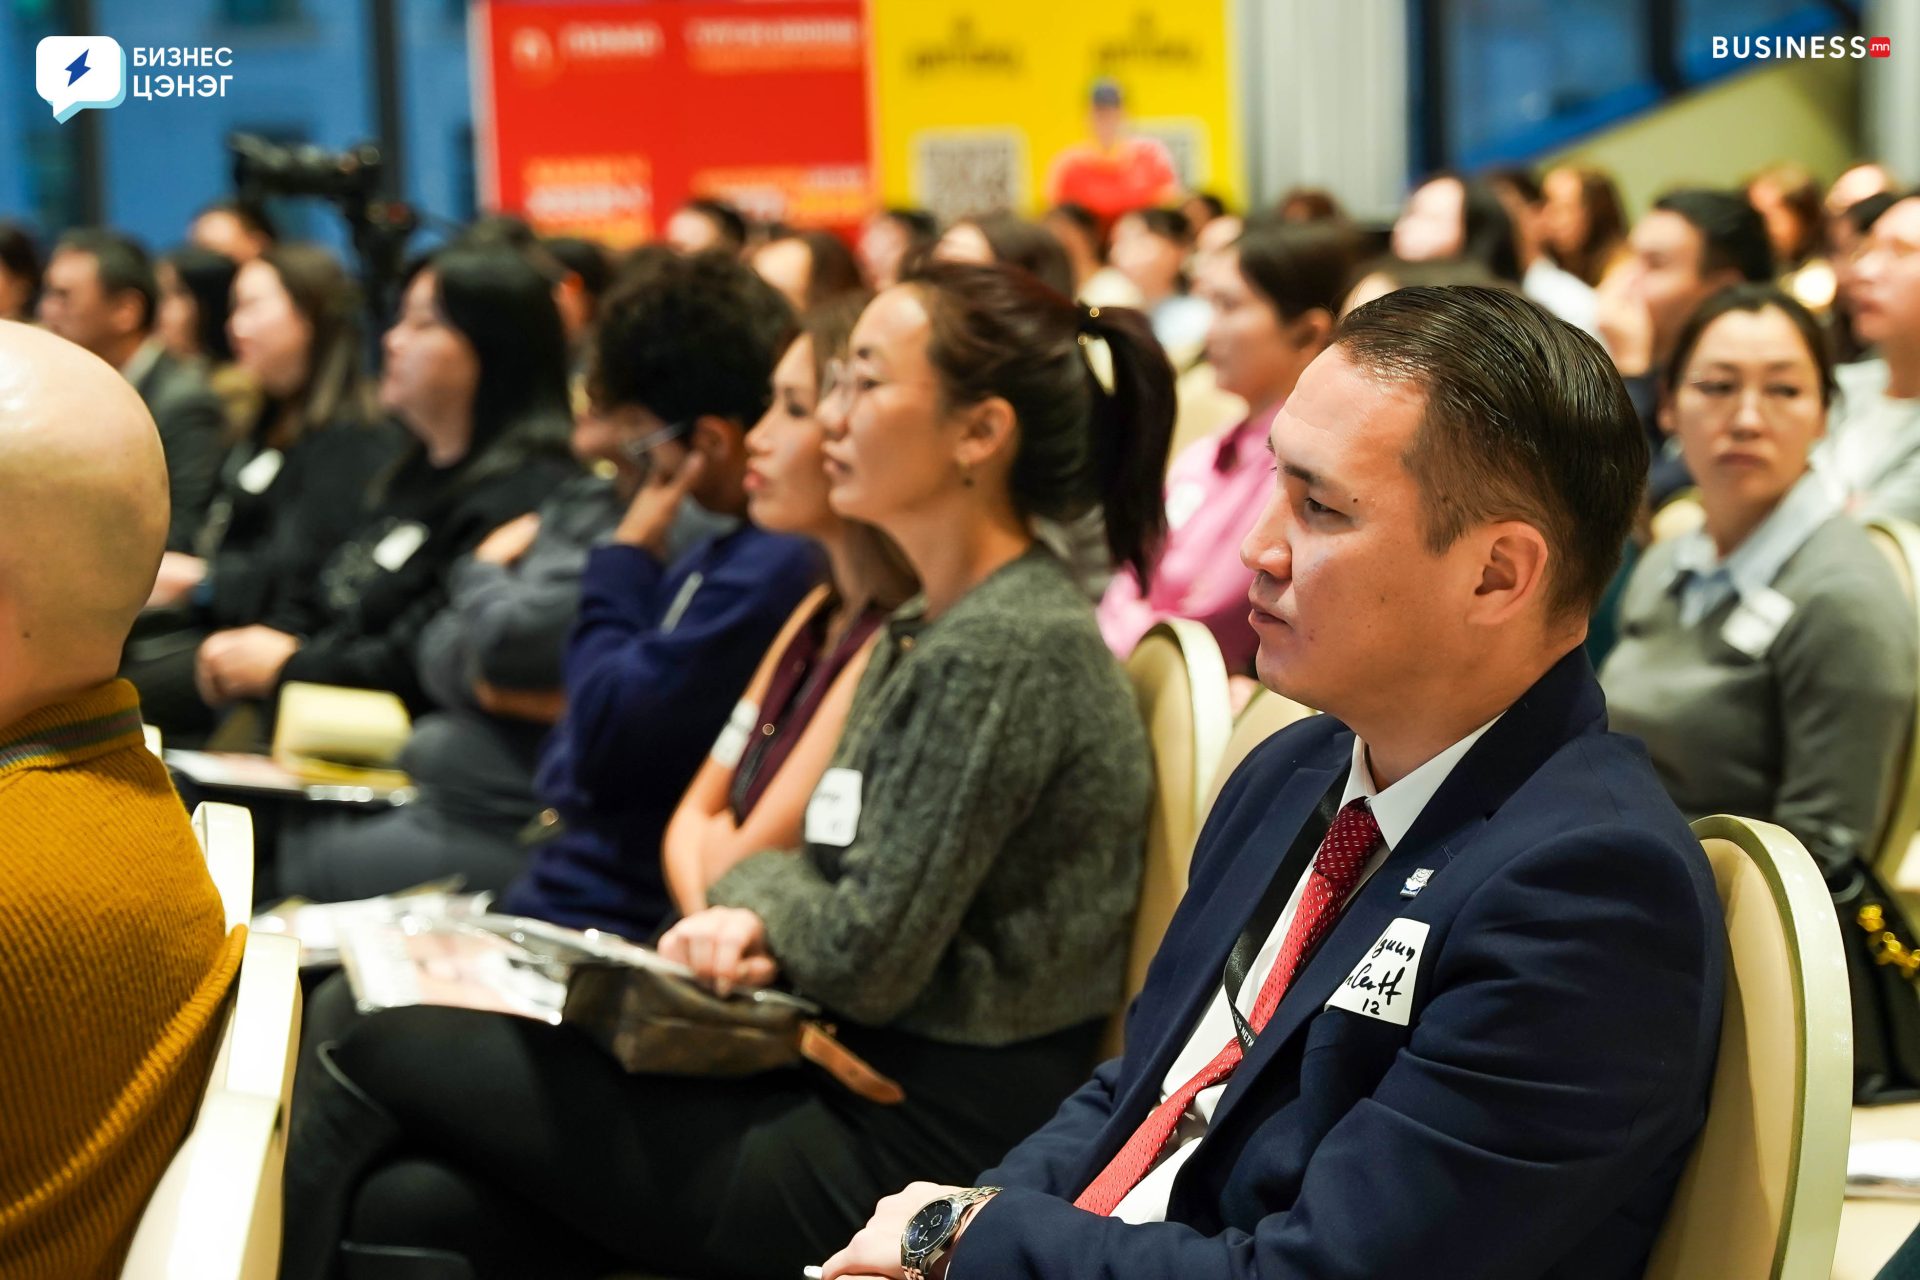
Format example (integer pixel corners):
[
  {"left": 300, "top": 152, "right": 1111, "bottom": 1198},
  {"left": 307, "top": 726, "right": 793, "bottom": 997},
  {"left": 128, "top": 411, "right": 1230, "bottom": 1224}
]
[
  {"left": 236, "top": 447, "right": 284, "bottom": 495},
  {"left": 1721, "top": 586, "right": 1795, "bottom": 660},
  {"left": 805, "top": 767, "right": 863, "bottom": 848},
  {"left": 711, "top": 699, "right": 758, "bottom": 769},
  {"left": 371, "top": 521, "right": 429, "bottom": 573},
  {"left": 1326, "top": 917, "right": 1429, "bottom": 1026},
  {"left": 1165, "top": 480, "right": 1207, "bottom": 533}
]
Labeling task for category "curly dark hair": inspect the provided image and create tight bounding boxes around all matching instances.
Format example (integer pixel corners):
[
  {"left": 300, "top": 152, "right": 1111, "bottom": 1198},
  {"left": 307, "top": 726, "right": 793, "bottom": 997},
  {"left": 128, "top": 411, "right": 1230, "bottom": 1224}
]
[{"left": 588, "top": 249, "right": 797, "bottom": 427}]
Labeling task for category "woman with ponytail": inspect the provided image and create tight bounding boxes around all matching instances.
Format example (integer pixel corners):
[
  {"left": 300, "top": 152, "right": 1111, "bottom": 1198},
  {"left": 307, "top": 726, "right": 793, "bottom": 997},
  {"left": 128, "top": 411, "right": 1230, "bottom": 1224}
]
[{"left": 286, "top": 260, "right": 1171, "bottom": 1280}]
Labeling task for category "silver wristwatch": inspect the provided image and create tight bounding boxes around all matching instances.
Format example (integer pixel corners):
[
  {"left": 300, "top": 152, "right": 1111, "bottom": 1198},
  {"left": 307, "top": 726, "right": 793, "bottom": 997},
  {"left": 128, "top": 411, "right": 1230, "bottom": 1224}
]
[{"left": 901, "top": 1185, "right": 1001, "bottom": 1280}]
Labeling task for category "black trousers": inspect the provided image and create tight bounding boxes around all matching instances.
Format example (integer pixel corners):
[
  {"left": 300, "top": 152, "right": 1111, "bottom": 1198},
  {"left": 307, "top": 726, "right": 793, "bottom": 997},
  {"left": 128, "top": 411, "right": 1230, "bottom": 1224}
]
[{"left": 287, "top": 974, "right": 1100, "bottom": 1280}]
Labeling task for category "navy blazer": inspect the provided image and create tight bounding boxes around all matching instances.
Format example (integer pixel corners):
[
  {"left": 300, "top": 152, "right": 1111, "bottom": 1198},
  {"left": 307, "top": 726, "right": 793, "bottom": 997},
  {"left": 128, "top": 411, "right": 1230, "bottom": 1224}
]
[{"left": 959, "top": 647, "right": 1725, "bottom": 1280}]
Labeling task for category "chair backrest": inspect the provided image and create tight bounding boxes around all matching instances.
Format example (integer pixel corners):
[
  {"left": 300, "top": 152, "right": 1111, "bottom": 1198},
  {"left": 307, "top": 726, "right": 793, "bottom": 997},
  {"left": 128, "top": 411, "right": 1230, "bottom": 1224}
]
[
  {"left": 1642, "top": 814, "right": 1851, "bottom": 1280},
  {"left": 1107, "top": 621, "right": 1232, "bottom": 1054},
  {"left": 1202, "top": 687, "right": 1317, "bottom": 816},
  {"left": 192, "top": 802, "right": 254, "bottom": 933},
  {"left": 120, "top": 931, "right": 302, "bottom": 1280},
  {"left": 121, "top": 800, "right": 300, "bottom": 1280},
  {"left": 1865, "top": 516, "right": 1920, "bottom": 884},
  {"left": 1650, "top": 492, "right": 1706, "bottom": 543}
]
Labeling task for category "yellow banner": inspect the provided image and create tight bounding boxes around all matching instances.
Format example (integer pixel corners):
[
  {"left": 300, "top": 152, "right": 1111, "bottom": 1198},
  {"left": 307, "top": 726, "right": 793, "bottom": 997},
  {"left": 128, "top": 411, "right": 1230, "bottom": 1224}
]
[{"left": 869, "top": 0, "right": 1243, "bottom": 222}]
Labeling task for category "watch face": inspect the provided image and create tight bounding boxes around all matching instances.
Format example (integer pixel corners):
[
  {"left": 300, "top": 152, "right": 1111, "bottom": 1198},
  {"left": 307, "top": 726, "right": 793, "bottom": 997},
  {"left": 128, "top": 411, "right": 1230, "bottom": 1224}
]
[{"left": 906, "top": 1199, "right": 958, "bottom": 1254}]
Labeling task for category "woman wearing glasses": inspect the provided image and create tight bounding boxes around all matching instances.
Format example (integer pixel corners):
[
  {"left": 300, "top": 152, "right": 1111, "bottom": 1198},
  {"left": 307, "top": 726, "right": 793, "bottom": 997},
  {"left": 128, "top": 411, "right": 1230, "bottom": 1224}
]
[{"left": 1601, "top": 283, "right": 1915, "bottom": 895}]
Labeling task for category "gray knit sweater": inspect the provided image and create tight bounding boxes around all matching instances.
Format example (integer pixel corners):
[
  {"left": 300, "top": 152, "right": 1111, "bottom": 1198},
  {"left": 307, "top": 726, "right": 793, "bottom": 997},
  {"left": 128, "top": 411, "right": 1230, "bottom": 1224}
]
[{"left": 708, "top": 546, "right": 1151, "bottom": 1046}]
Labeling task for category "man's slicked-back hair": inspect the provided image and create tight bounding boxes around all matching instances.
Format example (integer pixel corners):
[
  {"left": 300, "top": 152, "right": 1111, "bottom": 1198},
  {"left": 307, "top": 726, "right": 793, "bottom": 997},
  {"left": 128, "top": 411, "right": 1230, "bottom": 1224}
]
[{"left": 1334, "top": 286, "right": 1647, "bottom": 620}]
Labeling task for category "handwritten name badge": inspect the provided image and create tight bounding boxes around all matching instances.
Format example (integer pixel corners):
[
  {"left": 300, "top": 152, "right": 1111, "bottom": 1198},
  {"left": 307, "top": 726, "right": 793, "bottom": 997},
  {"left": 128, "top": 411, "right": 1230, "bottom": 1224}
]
[
  {"left": 805, "top": 767, "right": 863, "bottom": 848},
  {"left": 1326, "top": 917, "right": 1430, "bottom": 1026}
]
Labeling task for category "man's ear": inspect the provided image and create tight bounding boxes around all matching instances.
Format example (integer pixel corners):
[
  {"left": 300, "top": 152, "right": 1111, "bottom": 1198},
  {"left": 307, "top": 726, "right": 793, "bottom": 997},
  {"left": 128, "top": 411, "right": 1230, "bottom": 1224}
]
[
  {"left": 954, "top": 395, "right": 1018, "bottom": 472},
  {"left": 1289, "top": 307, "right": 1334, "bottom": 353},
  {"left": 1470, "top": 521, "right": 1552, "bottom": 625},
  {"left": 109, "top": 288, "right": 147, "bottom": 341},
  {"left": 688, "top": 414, "right": 743, "bottom": 468}
]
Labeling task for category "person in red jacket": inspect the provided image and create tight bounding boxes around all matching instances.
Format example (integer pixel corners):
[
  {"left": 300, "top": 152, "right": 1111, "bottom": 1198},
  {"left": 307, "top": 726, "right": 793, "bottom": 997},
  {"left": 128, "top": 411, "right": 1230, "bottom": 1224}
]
[{"left": 1046, "top": 80, "right": 1180, "bottom": 231}]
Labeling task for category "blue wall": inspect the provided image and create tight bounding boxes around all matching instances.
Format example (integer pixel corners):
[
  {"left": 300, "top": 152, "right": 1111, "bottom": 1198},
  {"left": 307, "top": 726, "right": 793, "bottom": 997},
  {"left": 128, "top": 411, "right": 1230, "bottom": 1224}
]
[{"left": 1, "top": 0, "right": 472, "bottom": 260}]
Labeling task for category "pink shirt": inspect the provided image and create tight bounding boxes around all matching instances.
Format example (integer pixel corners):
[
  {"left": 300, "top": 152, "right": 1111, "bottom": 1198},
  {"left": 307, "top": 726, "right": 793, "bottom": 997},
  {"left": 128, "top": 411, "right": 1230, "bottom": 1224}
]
[{"left": 1098, "top": 408, "right": 1277, "bottom": 671}]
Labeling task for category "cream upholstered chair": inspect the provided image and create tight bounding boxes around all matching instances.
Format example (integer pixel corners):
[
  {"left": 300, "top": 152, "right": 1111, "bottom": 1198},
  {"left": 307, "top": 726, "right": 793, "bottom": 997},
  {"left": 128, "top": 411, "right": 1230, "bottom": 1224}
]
[
  {"left": 1106, "top": 621, "right": 1233, "bottom": 1054},
  {"left": 1201, "top": 686, "right": 1317, "bottom": 815},
  {"left": 1649, "top": 490, "right": 1706, "bottom": 544},
  {"left": 1865, "top": 517, "right": 1920, "bottom": 899},
  {"left": 192, "top": 802, "right": 254, "bottom": 932},
  {"left": 1642, "top": 815, "right": 1851, "bottom": 1280},
  {"left": 121, "top": 805, "right": 302, "bottom": 1280}
]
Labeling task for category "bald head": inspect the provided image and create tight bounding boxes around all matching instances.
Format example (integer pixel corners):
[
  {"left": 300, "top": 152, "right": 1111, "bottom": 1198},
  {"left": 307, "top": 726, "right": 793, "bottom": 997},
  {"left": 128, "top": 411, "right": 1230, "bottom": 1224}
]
[{"left": 0, "top": 321, "right": 169, "bottom": 714}]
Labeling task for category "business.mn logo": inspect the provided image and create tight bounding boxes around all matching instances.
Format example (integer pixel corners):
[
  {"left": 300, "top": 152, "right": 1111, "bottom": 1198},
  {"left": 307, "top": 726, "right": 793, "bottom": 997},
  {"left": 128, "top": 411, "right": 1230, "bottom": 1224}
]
[
  {"left": 35, "top": 35, "right": 125, "bottom": 122},
  {"left": 1712, "top": 33, "right": 1891, "bottom": 60}
]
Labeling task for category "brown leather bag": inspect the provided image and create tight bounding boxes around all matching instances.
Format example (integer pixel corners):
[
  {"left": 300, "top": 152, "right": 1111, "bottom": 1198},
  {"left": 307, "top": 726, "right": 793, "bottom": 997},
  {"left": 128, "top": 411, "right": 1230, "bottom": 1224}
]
[{"left": 562, "top": 962, "right": 905, "bottom": 1105}]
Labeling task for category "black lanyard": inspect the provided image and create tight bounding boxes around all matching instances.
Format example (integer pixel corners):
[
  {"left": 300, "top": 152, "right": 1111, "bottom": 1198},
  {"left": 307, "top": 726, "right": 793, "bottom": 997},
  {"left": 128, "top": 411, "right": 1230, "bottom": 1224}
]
[{"left": 1222, "top": 770, "right": 1350, "bottom": 1052}]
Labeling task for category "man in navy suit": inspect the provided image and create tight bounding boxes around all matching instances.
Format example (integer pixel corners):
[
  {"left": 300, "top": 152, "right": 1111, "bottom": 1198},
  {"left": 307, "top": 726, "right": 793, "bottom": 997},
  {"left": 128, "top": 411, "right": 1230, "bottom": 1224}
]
[{"left": 824, "top": 286, "right": 1726, "bottom": 1280}]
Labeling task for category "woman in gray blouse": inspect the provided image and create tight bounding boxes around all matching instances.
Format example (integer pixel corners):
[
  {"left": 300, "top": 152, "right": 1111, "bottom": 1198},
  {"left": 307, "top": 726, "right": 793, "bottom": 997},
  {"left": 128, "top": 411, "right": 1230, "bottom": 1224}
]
[
  {"left": 286, "top": 262, "right": 1178, "bottom": 1280},
  {"left": 1602, "top": 283, "right": 1916, "bottom": 887}
]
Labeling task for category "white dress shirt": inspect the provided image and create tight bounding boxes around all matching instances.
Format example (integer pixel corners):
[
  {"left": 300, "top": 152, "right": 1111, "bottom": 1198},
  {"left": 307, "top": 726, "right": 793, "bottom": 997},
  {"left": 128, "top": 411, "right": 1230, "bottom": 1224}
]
[{"left": 1110, "top": 717, "right": 1501, "bottom": 1224}]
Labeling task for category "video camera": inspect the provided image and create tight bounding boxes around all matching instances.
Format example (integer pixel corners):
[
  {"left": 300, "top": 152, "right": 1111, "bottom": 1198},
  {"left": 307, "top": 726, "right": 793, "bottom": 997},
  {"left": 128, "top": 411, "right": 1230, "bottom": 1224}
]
[{"left": 228, "top": 133, "right": 418, "bottom": 344}]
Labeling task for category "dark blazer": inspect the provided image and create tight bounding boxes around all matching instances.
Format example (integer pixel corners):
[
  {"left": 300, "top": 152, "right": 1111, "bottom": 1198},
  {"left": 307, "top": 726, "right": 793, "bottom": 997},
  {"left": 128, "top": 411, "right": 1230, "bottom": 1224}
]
[
  {"left": 960, "top": 647, "right": 1725, "bottom": 1280},
  {"left": 132, "top": 348, "right": 227, "bottom": 552}
]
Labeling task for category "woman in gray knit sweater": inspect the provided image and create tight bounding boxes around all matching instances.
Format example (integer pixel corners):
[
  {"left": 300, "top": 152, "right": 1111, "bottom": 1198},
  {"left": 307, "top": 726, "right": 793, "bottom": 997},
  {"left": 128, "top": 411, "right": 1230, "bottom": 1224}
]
[
  {"left": 286, "top": 262, "right": 1178, "bottom": 1280},
  {"left": 1601, "top": 284, "right": 1916, "bottom": 887}
]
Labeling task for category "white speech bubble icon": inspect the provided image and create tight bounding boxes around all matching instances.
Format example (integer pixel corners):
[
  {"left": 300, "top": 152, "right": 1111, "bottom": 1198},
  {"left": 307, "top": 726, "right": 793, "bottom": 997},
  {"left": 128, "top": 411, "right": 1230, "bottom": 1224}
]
[{"left": 37, "top": 36, "right": 126, "bottom": 124}]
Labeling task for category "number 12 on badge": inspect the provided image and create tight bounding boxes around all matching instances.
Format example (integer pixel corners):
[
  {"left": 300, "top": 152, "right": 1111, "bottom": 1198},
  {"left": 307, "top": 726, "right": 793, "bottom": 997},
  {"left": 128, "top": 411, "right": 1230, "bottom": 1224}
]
[{"left": 1326, "top": 917, "right": 1429, "bottom": 1026}]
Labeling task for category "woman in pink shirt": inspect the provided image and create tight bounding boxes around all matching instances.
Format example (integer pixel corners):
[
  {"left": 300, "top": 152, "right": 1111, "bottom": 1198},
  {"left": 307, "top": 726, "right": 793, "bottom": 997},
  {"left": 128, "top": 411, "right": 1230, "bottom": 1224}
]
[{"left": 1099, "top": 220, "right": 1359, "bottom": 673}]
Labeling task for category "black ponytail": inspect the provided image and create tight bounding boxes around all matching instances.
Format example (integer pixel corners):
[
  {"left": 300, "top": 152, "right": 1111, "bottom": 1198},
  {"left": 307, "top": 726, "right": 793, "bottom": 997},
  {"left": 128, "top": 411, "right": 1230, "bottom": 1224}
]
[
  {"left": 1080, "top": 303, "right": 1175, "bottom": 585},
  {"left": 904, "top": 261, "right": 1176, "bottom": 586}
]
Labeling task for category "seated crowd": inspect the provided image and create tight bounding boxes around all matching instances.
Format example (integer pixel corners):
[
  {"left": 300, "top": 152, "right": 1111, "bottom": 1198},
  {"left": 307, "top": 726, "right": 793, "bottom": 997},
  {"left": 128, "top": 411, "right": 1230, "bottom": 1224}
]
[{"left": 1, "top": 155, "right": 1918, "bottom": 1279}]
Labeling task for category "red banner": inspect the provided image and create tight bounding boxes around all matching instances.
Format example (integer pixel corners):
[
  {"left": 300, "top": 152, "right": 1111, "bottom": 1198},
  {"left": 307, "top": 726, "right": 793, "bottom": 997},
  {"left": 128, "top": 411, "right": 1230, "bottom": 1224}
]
[{"left": 474, "top": 0, "right": 873, "bottom": 247}]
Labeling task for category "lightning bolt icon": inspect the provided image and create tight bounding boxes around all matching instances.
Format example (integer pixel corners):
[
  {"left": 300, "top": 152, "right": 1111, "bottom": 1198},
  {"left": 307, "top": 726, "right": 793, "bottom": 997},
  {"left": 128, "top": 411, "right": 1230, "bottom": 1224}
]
[{"left": 64, "top": 49, "right": 89, "bottom": 85}]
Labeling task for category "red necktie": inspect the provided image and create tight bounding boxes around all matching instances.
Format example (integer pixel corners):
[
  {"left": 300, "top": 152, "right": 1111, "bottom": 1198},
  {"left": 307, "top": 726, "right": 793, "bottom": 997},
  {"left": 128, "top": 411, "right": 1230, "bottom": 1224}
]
[{"left": 1074, "top": 798, "right": 1383, "bottom": 1217}]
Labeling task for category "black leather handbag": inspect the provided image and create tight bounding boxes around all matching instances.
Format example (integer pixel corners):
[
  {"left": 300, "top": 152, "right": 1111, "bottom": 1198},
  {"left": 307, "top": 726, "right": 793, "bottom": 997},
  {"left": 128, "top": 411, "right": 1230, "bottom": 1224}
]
[{"left": 1835, "top": 861, "right": 1920, "bottom": 1104}]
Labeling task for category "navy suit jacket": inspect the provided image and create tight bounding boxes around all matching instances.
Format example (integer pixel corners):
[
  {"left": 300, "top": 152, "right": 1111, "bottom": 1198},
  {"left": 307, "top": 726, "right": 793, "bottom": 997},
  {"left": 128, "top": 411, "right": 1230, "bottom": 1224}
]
[{"left": 959, "top": 647, "right": 1725, "bottom": 1280}]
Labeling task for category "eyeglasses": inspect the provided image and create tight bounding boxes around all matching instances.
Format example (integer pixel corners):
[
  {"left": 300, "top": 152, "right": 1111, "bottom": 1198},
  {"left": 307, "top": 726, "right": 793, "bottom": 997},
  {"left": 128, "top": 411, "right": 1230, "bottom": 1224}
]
[
  {"left": 820, "top": 359, "right": 939, "bottom": 409},
  {"left": 1679, "top": 378, "right": 1816, "bottom": 416},
  {"left": 819, "top": 359, "right": 864, "bottom": 409}
]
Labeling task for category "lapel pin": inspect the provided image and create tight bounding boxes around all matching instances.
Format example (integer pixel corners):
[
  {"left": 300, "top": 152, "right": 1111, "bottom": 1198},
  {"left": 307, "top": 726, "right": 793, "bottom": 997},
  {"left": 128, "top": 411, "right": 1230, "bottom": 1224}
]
[{"left": 1400, "top": 868, "right": 1434, "bottom": 898}]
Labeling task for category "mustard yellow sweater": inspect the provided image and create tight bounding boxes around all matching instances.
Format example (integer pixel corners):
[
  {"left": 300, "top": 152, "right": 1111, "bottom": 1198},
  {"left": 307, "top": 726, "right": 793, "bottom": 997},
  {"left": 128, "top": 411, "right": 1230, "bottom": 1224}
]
[{"left": 0, "top": 680, "right": 245, "bottom": 1278}]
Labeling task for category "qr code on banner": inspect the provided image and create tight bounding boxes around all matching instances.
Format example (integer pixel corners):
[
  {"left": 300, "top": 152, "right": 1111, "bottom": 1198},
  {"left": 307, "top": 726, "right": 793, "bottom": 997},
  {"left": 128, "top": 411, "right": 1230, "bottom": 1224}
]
[
  {"left": 1136, "top": 120, "right": 1206, "bottom": 191},
  {"left": 914, "top": 130, "right": 1026, "bottom": 223}
]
